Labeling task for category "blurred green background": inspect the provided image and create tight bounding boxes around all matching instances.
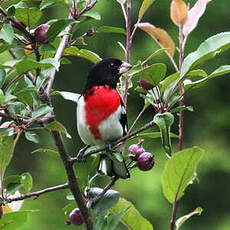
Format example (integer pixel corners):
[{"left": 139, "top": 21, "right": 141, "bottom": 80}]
[{"left": 6, "top": 0, "right": 230, "bottom": 229}]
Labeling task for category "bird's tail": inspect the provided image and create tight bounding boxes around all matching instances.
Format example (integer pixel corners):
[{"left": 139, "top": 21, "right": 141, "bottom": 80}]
[{"left": 98, "top": 152, "right": 130, "bottom": 179}]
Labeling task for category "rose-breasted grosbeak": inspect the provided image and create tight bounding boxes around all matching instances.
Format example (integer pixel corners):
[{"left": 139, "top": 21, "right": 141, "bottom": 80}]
[{"left": 77, "top": 58, "right": 132, "bottom": 179}]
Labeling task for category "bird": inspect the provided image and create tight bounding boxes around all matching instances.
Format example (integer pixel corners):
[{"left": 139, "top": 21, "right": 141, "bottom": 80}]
[{"left": 76, "top": 58, "right": 132, "bottom": 179}]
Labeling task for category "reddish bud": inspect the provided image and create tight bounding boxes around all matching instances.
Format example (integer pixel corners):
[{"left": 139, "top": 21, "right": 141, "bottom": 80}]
[
  {"left": 68, "top": 208, "right": 84, "bottom": 226},
  {"left": 128, "top": 144, "right": 145, "bottom": 161},
  {"left": 35, "top": 24, "right": 50, "bottom": 44},
  {"left": 137, "top": 152, "right": 154, "bottom": 171},
  {"left": 139, "top": 78, "right": 154, "bottom": 90}
]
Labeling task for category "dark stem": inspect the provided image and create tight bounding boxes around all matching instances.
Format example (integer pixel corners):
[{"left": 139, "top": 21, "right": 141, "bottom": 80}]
[
  {"left": 51, "top": 131, "right": 93, "bottom": 230},
  {"left": 7, "top": 183, "right": 69, "bottom": 202},
  {"left": 123, "top": 0, "right": 132, "bottom": 106},
  {"left": 169, "top": 25, "right": 185, "bottom": 230},
  {"left": 169, "top": 200, "right": 179, "bottom": 230}
]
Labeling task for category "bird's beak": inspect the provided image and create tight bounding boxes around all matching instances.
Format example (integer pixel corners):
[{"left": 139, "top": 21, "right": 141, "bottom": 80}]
[{"left": 119, "top": 61, "right": 132, "bottom": 74}]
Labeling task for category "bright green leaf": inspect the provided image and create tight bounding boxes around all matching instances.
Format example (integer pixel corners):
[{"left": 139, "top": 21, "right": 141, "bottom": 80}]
[
  {"left": 3, "top": 175, "right": 22, "bottom": 195},
  {"left": 0, "top": 210, "right": 31, "bottom": 230},
  {"left": 31, "top": 105, "right": 53, "bottom": 119},
  {"left": 153, "top": 112, "right": 174, "bottom": 156},
  {"left": 111, "top": 198, "right": 154, "bottom": 230},
  {"left": 139, "top": 0, "right": 155, "bottom": 20},
  {"left": 83, "top": 11, "right": 101, "bottom": 20},
  {"left": 47, "top": 19, "right": 77, "bottom": 42},
  {"left": 134, "top": 63, "right": 167, "bottom": 85},
  {"left": 64, "top": 46, "right": 102, "bottom": 63},
  {"left": 175, "top": 207, "right": 203, "bottom": 230},
  {"left": 20, "top": 172, "right": 33, "bottom": 194},
  {"left": 97, "top": 26, "right": 126, "bottom": 35},
  {"left": 15, "top": 59, "right": 59, "bottom": 75},
  {"left": 162, "top": 147, "right": 204, "bottom": 203},
  {"left": 170, "top": 105, "right": 194, "bottom": 113},
  {"left": 25, "top": 131, "right": 39, "bottom": 144},
  {"left": 0, "top": 136, "right": 15, "bottom": 181},
  {"left": 0, "top": 24, "right": 14, "bottom": 44},
  {"left": 31, "top": 148, "right": 58, "bottom": 155},
  {"left": 181, "top": 32, "right": 230, "bottom": 79},
  {"left": 45, "top": 121, "right": 71, "bottom": 138},
  {"left": 15, "top": 8, "right": 42, "bottom": 26},
  {"left": 187, "top": 69, "right": 207, "bottom": 78},
  {"left": 209, "top": 65, "right": 230, "bottom": 78}
]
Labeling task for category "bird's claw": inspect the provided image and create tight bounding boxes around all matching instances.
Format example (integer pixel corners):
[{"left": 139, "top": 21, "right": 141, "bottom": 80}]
[{"left": 76, "top": 145, "right": 90, "bottom": 162}]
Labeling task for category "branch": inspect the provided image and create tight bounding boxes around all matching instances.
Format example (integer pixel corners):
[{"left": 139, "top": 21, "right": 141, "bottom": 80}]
[
  {"left": 51, "top": 131, "right": 93, "bottom": 230},
  {"left": 7, "top": 183, "right": 69, "bottom": 202},
  {"left": 71, "top": 120, "right": 155, "bottom": 162}
]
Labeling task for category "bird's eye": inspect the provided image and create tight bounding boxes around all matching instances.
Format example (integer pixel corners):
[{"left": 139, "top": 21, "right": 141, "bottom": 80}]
[{"left": 109, "top": 63, "right": 115, "bottom": 68}]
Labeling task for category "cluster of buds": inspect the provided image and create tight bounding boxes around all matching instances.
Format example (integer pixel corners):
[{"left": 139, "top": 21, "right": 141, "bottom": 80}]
[{"left": 128, "top": 141, "right": 155, "bottom": 171}]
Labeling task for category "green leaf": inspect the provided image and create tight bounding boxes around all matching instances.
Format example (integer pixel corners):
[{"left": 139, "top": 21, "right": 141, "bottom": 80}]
[
  {"left": 175, "top": 207, "right": 203, "bottom": 230},
  {"left": 83, "top": 11, "right": 101, "bottom": 20},
  {"left": 31, "top": 105, "right": 53, "bottom": 119},
  {"left": 187, "top": 69, "right": 207, "bottom": 78},
  {"left": 15, "top": 7, "right": 42, "bottom": 26},
  {"left": 62, "top": 202, "right": 76, "bottom": 215},
  {"left": 31, "top": 148, "right": 58, "bottom": 155},
  {"left": 20, "top": 172, "right": 33, "bottom": 194},
  {"left": 138, "top": 132, "right": 179, "bottom": 139},
  {"left": 181, "top": 32, "right": 230, "bottom": 79},
  {"left": 45, "top": 121, "right": 71, "bottom": 138},
  {"left": 134, "top": 63, "right": 167, "bottom": 85},
  {"left": 54, "top": 91, "right": 80, "bottom": 103},
  {"left": 107, "top": 207, "right": 130, "bottom": 230},
  {"left": 88, "top": 187, "right": 120, "bottom": 213},
  {"left": 0, "top": 24, "right": 14, "bottom": 44},
  {"left": 24, "top": 131, "right": 39, "bottom": 144},
  {"left": 47, "top": 19, "right": 76, "bottom": 42},
  {"left": 162, "top": 147, "right": 204, "bottom": 203},
  {"left": 64, "top": 46, "right": 102, "bottom": 63},
  {"left": 0, "top": 44, "right": 14, "bottom": 54},
  {"left": 40, "top": 0, "right": 65, "bottom": 10},
  {"left": 3, "top": 175, "right": 22, "bottom": 195},
  {"left": 111, "top": 198, "right": 154, "bottom": 230},
  {"left": 0, "top": 70, "right": 6, "bottom": 88},
  {"left": 0, "top": 128, "right": 14, "bottom": 137},
  {"left": 138, "top": 0, "right": 155, "bottom": 20},
  {"left": 208, "top": 65, "right": 230, "bottom": 78},
  {"left": 153, "top": 112, "right": 174, "bottom": 156},
  {"left": 0, "top": 210, "right": 31, "bottom": 230},
  {"left": 15, "top": 59, "right": 59, "bottom": 75},
  {"left": 170, "top": 106, "right": 194, "bottom": 113},
  {"left": 0, "top": 136, "right": 15, "bottom": 180},
  {"left": 97, "top": 26, "right": 126, "bottom": 35}
]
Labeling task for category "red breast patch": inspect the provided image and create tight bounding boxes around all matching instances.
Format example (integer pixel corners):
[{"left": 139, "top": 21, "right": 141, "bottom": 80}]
[{"left": 84, "top": 86, "right": 121, "bottom": 139}]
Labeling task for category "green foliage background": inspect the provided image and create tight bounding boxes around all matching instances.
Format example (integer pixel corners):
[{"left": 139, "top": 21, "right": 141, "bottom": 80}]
[{"left": 4, "top": 0, "right": 230, "bottom": 229}]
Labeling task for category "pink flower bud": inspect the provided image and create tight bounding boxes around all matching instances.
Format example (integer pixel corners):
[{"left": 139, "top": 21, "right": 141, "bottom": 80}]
[
  {"left": 68, "top": 208, "right": 84, "bottom": 225},
  {"left": 139, "top": 78, "right": 154, "bottom": 90},
  {"left": 128, "top": 144, "right": 145, "bottom": 161},
  {"left": 137, "top": 152, "right": 155, "bottom": 171},
  {"left": 35, "top": 24, "right": 50, "bottom": 44}
]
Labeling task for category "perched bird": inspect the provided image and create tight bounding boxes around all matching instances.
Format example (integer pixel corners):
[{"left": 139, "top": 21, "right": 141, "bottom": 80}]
[{"left": 77, "top": 58, "right": 132, "bottom": 179}]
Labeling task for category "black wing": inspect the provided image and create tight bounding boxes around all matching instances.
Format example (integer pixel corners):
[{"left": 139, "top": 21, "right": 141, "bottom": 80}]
[{"left": 119, "top": 98, "right": 128, "bottom": 136}]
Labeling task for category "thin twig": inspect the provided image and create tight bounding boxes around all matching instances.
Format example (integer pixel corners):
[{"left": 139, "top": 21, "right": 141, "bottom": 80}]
[
  {"left": 128, "top": 105, "right": 148, "bottom": 133},
  {"left": 7, "top": 183, "right": 69, "bottom": 202}
]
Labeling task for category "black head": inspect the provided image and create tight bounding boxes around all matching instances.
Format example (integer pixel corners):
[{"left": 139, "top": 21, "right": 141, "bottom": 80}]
[{"left": 84, "top": 58, "right": 132, "bottom": 91}]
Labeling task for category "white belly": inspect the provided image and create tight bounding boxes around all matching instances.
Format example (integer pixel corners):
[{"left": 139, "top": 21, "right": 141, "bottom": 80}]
[{"left": 77, "top": 96, "right": 123, "bottom": 146}]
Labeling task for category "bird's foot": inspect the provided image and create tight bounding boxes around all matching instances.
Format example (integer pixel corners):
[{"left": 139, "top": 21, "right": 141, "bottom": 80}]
[{"left": 76, "top": 145, "right": 90, "bottom": 162}]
